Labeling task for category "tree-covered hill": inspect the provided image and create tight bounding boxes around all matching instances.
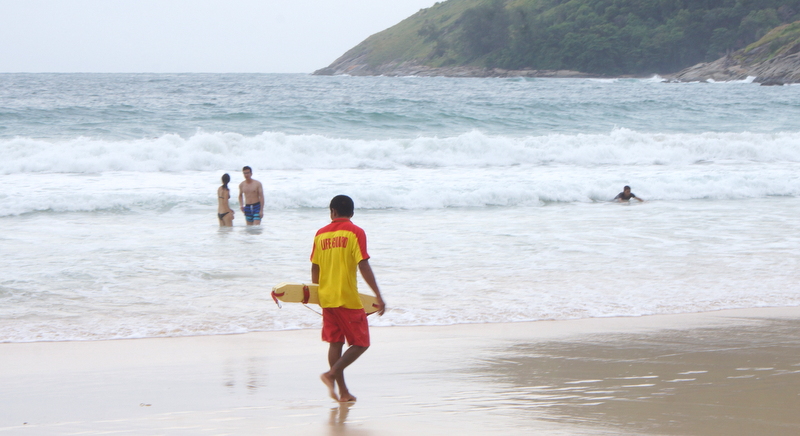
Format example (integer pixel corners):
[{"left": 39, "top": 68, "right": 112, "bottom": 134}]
[
  {"left": 315, "top": 0, "right": 800, "bottom": 76},
  {"left": 671, "top": 19, "right": 800, "bottom": 83}
]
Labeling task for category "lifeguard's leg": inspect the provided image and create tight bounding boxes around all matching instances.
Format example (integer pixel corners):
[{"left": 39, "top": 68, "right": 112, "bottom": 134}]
[
  {"left": 327, "top": 344, "right": 367, "bottom": 402},
  {"left": 321, "top": 342, "right": 344, "bottom": 401}
]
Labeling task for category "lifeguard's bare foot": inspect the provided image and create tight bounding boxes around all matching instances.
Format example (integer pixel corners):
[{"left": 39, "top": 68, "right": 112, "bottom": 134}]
[
  {"left": 338, "top": 393, "right": 357, "bottom": 403},
  {"left": 320, "top": 373, "right": 338, "bottom": 401}
]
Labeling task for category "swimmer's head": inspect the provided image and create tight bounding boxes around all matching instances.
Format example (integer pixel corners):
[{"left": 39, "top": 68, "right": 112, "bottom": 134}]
[
  {"left": 330, "top": 195, "right": 355, "bottom": 218},
  {"left": 242, "top": 166, "right": 252, "bottom": 179},
  {"left": 221, "top": 173, "right": 230, "bottom": 189},
  {"left": 623, "top": 185, "right": 631, "bottom": 192}
]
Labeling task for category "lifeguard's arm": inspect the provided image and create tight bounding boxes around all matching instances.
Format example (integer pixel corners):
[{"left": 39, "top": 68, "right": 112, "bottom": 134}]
[
  {"left": 358, "top": 259, "right": 386, "bottom": 316},
  {"left": 634, "top": 196, "right": 644, "bottom": 202},
  {"left": 238, "top": 183, "right": 245, "bottom": 212},
  {"left": 311, "top": 263, "right": 320, "bottom": 284}
]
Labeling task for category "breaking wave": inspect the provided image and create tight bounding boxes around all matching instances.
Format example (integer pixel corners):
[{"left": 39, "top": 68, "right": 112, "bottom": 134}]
[{"left": 2, "top": 128, "right": 800, "bottom": 175}]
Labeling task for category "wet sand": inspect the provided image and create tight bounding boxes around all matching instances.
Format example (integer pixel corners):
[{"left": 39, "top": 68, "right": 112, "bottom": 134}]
[{"left": 2, "top": 307, "right": 799, "bottom": 435}]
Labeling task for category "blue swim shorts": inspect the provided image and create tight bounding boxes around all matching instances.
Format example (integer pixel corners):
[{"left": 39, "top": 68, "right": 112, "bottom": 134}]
[{"left": 243, "top": 203, "right": 261, "bottom": 222}]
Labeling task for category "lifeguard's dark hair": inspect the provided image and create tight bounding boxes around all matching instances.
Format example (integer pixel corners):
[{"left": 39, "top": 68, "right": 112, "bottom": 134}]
[
  {"left": 330, "top": 195, "right": 355, "bottom": 217},
  {"left": 242, "top": 166, "right": 252, "bottom": 173},
  {"left": 221, "top": 173, "right": 230, "bottom": 190}
]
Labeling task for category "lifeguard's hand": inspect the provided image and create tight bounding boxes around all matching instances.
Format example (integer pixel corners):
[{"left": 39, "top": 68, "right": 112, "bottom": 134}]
[{"left": 375, "top": 298, "right": 386, "bottom": 316}]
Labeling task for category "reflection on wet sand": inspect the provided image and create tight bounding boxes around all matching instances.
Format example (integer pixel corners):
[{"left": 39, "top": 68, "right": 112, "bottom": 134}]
[
  {"left": 223, "top": 356, "right": 267, "bottom": 394},
  {"left": 474, "top": 318, "right": 800, "bottom": 435},
  {"left": 328, "top": 402, "right": 386, "bottom": 436},
  {"left": 4, "top": 309, "right": 799, "bottom": 435}
]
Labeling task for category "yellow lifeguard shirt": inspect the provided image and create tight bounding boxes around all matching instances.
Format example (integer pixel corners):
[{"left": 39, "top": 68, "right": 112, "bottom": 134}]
[{"left": 310, "top": 218, "right": 369, "bottom": 309}]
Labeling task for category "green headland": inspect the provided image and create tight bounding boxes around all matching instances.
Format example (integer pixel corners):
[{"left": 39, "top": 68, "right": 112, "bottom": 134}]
[{"left": 315, "top": 0, "right": 800, "bottom": 82}]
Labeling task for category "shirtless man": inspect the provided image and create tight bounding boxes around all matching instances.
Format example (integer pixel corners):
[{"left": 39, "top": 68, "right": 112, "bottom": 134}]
[
  {"left": 238, "top": 166, "right": 265, "bottom": 225},
  {"left": 614, "top": 185, "right": 644, "bottom": 202}
]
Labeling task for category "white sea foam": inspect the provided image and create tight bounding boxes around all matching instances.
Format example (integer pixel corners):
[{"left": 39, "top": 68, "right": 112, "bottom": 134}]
[
  {"left": 2, "top": 166, "right": 799, "bottom": 218},
  {"left": 705, "top": 76, "right": 758, "bottom": 84},
  {"left": 1, "top": 129, "right": 798, "bottom": 216},
  {"left": 1, "top": 158, "right": 798, "bottom": 217},
  {"left": 2, "top": 129, "right": 799, "bottom": 175}
]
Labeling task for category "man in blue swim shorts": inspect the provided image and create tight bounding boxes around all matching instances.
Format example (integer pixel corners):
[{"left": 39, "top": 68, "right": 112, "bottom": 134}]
[
  {"left": 238, "top": 166, "right": 265, "bottom": 225},
  {"left": 243, "top": 203, "right": 261, "bottom": 223}
]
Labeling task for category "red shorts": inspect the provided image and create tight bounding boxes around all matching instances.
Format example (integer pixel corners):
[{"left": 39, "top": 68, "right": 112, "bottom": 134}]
[{"left": 322, "top": 307, "right": 370, "bottom": 347}]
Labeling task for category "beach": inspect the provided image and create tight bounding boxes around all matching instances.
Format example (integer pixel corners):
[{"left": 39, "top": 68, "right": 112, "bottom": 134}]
[
  {"left": 3, "top": 306, "right": 799, "bottom": 435},
  {"left": 2, "top": 74, "right": 800, "bottom": 435}
]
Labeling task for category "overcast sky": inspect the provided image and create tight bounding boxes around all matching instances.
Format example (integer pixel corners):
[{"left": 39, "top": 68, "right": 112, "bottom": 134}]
[{"left": 0, "top": 0, "right": 439, "bottom": 73}]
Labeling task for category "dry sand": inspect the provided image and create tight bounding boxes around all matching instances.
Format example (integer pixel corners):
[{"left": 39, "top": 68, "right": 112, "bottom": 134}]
[{"left": 2, "top": 307, "right": 800, "bottom": 435}]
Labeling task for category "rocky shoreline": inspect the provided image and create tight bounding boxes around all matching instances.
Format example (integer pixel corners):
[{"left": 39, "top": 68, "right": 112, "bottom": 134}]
[
  {"left": 666, "top": 21, "right": 800, "bottom": 85},
  {"left": 314, "top": 56, "right": 798, "bottom": 84},
  {"left": 315, "top": 47, "right": 799, "bottom": 85},
  {"left": 666, "top": 53, "right": 800, "bottom": 85},
  {"left": 313, "top": 59, "right": 605, "bottom": 79}
]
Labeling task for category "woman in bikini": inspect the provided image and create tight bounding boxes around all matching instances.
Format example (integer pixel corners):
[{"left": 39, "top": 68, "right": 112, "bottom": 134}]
[{"left": 217, "top": 173, "right": 234, "bottom": 226}]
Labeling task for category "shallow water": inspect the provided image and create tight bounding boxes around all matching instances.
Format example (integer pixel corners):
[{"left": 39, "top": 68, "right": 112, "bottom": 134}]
[
  {"left": 1, "top": 74, "right": 799, "bottom": 342},
  {"left": 2, "top": 193, "right": 798, "bottom": 342}
]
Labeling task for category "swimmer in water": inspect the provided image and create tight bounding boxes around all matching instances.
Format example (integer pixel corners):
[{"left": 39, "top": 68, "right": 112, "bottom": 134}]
[
  {"left": 217, "top": 173, "right": 234, "bottom": 226},
  {"left": 614, "top": 185, "right": 644, "bottom": 202}
]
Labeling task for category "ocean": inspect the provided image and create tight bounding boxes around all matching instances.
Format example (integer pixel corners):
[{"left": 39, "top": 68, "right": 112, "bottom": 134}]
[{"left": 1, "top": 73, "right": 799, "bottom": 343}]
